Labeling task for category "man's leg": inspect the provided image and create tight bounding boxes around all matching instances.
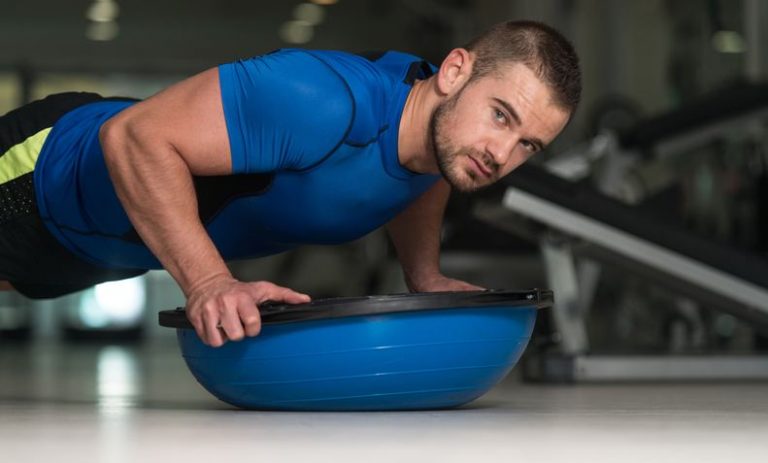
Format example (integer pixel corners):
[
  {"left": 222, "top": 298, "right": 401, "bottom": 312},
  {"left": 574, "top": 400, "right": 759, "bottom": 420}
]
[{"left": 0, "top": 93, "right": 147, "bottom": 299}]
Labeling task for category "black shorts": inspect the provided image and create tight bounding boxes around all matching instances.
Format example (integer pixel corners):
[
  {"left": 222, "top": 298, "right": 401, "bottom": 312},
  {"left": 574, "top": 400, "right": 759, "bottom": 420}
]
[{"left": 0, "top": 92, "right": 147, "bottom": 299}]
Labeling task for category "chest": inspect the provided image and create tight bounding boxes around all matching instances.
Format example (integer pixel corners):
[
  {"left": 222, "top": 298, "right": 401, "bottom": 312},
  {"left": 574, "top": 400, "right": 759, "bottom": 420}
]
[{"left": 204, "top": 144, "right": 435, "bottom": 250}]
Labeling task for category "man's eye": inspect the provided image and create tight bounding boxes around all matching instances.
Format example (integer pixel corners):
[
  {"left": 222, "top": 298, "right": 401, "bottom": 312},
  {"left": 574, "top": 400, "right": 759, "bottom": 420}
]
[
  {"left": 494, "top": 109, "right": 507, "bottom": 123},
  {"left": 521, "top": 140, "right": 536, "bottom": 152}
]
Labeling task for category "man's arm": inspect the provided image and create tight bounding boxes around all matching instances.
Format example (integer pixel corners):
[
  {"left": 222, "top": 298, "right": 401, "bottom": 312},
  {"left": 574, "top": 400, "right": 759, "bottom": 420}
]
[
  {"left": 100, "top": 68, "right": 309, "bottom": 347},
  {"left": 385, "top": 179, "right": 483, "bottom": 292}
]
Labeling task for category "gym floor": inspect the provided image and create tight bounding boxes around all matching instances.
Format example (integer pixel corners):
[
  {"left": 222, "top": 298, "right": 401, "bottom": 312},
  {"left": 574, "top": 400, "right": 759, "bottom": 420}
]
[{"left": 1, "top": 340, "right": 766, "bottom": 463}]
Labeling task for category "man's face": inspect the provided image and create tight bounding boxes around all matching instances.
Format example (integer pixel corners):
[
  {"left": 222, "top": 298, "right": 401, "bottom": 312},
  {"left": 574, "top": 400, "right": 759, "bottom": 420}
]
[{"left": 430, "top": 63, "right": 570, "bottom": 193}]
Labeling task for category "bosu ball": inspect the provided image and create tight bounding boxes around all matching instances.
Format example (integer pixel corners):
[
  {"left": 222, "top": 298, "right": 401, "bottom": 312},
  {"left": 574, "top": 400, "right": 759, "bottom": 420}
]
[{"left": 158, "top": 289, "right": 552, "bottom": 411}]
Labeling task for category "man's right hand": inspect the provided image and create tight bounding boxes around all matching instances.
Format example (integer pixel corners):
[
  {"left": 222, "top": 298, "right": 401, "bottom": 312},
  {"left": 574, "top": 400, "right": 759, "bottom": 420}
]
[{"left": 185, "top": 276, "right": 311, "bottom": 347}]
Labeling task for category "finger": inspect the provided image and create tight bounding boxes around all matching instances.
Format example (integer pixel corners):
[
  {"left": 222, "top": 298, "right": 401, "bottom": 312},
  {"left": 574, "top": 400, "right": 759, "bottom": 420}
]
[
  {"left": 188, "top": 311, "right": 208, "bottom": 345},
  {"left": 247, "top": 281, "right": 310, "bottom": 304},
  {"left": 220, "top": 300, "right": 246, "bottom": 341},
  {"left": 202, "top": 307, "right": 226, "bottom": 347},
  {"left": 237, "top": 303, "right": 262, "bottom": 337},
  {"left": 264, "top": 285, "right": 311, "bottom": 304},
  {"left": 464, "top": 283, "right": 485, "bottom": 291}
]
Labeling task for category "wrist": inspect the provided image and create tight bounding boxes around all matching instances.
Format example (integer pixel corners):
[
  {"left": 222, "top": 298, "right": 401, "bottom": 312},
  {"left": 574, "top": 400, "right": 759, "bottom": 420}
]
[
  {"left": 184, "top": 271, "right": 235, "bottom": 297},
  {"left": 404, "top": 269, "right": 442, "bottom": 293}
]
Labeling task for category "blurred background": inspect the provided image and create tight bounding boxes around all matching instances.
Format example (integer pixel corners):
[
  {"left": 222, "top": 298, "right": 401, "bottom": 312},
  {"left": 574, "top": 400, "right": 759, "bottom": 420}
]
[{"left": 1, "top": 0, "right": 767, "bottom": 381}]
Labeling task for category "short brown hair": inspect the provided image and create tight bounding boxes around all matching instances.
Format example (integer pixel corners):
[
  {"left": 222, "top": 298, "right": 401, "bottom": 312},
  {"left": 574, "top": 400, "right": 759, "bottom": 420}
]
[{"left": 463, "top": 20, "right": 582, "bottom": 113}]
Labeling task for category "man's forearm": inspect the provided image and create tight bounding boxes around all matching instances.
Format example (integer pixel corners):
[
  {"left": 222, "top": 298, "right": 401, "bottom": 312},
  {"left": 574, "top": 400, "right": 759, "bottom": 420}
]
[
  {"left": 386, "top": 180, "right": 450, "bottom": 290},
  {"left": 100, "top": 120, "right": 232, "bottom": 296}
]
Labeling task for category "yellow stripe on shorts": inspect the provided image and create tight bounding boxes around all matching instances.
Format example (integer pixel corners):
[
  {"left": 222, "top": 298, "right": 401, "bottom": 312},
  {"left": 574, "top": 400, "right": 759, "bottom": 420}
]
[{"left": 0, "top": 127, "right": 52, "bottom": 184}]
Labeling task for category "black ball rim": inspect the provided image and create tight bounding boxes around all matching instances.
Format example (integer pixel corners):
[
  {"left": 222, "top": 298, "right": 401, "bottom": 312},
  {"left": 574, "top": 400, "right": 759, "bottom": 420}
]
[{"left": 158, "top": 288, "right": 553, "bottom": 329}]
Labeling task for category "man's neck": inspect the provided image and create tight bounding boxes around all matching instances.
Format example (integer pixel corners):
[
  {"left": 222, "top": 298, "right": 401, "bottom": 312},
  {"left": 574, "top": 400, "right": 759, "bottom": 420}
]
[{"left": 398, "top": 78, "right": 440, "bottom": 175}]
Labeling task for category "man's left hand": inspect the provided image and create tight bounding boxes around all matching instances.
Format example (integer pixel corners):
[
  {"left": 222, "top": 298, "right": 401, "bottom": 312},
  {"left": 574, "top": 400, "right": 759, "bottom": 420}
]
[{"left": 408, "top": 273, "right": 484, "bottom": 293}]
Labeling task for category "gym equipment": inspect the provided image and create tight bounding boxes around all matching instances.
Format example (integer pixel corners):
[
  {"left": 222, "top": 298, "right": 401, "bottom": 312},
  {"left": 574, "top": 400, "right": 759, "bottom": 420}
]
[
  {"left": 475, "top": 83, "right": 768, "bottom": 381},
  {"left": 159, "top": 289, "right": 551, "bottom": 410}
]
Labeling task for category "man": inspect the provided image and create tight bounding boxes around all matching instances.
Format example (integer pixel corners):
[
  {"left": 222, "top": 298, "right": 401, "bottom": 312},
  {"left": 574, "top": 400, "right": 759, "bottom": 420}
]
[{"left": 0, "top": 20, "right": 580, "bottom": 347}]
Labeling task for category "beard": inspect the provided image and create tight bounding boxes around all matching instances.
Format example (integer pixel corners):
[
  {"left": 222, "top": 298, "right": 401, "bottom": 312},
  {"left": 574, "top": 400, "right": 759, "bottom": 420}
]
[{"left": 429, "top": 93, "right": 499, "bottom": 194}]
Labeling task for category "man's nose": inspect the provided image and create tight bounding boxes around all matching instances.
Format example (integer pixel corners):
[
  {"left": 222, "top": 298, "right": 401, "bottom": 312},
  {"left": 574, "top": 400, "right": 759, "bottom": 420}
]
[{"left": 486, "top": 134, "right": 519, "bottom": 166}]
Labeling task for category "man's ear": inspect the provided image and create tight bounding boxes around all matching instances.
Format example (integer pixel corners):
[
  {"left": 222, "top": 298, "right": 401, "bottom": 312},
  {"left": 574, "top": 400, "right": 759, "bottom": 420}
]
[{"left": 436, "top": 48, "right": 474, "bottom": 96}]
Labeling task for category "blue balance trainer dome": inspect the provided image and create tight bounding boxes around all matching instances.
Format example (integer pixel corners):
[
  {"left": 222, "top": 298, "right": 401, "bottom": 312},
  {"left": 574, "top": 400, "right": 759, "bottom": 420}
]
[{"left": 158, "top": 289, "right": 552, "bottom": 411}]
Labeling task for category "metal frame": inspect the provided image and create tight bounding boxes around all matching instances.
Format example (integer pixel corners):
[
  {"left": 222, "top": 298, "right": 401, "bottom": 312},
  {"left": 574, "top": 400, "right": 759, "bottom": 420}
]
[
  {"left": 477, "top": 186, "right": 768, "bottom": 382},
  {"left": 501, "top": 187, "right": 768, "bottom": 314},
  {"left": 524, "top": 354, "right": 768, "bottom": 382}
]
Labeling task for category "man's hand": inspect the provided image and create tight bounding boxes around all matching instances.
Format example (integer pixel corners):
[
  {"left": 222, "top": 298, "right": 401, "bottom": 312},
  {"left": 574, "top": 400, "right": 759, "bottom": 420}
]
[
  {"left": 385, "top": 181, "right": 484, "bottom": 295},
  {"left": 185, "top": 275, "right": 311, "bottom": 347},
  {"left": 408, "top": 273, "right": 484, "bottom": 293}
]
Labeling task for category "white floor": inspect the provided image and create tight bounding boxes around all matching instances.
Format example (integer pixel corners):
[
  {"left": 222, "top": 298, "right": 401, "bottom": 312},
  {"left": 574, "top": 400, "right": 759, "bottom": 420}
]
[{"left": 1, "top": 340, "right": 767, "bottom": 463}]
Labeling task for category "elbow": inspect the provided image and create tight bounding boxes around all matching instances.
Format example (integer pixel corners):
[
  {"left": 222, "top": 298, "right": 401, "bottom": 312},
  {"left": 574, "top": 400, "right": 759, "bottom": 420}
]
[
  {"left": 100, "top": 112, "right": 175, "bottom": 167},
  {"left": 99, "top": 114, "right": 132, "bottom": 167},
  {"left": 99, "top": 113, "right": 153, "bottom": 174}
]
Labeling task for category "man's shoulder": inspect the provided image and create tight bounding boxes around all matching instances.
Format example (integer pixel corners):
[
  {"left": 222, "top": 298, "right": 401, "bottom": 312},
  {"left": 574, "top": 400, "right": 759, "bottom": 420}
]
[
  {"left": 297, "top": 50, "right": 434, "bottom": 154},
  {"left": 217, "top": 49, "right": 433, "bottom": 172},
  {"left": 219, "top": 50, "right": 356, "bottom": 172}
]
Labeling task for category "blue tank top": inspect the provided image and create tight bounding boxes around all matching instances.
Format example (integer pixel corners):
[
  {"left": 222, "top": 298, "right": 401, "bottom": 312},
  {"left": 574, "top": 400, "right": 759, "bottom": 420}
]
[{"left": 34, "top": 49, "right": 440, "bottom": 269}]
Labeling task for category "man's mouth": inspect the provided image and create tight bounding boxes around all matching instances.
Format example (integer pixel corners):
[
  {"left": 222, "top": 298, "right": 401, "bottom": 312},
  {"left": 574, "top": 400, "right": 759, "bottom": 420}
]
[{"left": 469, "top": 155, "right": 493, "bottom": 179}]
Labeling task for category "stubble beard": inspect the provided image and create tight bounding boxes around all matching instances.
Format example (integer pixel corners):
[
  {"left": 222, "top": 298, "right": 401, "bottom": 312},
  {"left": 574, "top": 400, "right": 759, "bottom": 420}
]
[{"left": 429, "top": 95, "right": 494, "bottom": 194}]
